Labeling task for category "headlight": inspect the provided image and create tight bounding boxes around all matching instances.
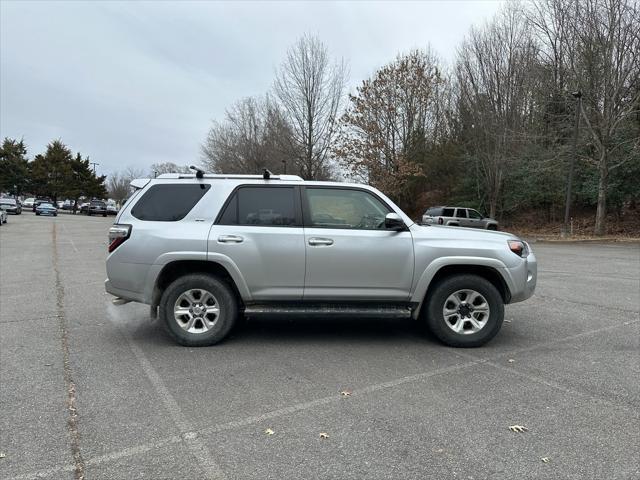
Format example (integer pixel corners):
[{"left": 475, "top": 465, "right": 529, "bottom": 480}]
[{"left": 507, "top": 240, "right": 529, "bottom": 257}]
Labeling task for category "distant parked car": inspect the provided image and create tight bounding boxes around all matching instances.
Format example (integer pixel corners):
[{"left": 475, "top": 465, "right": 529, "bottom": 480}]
[
  {"left": 0, "top": 208, "right": 7, "bottom": 225},
  {"left": 86, "top": 200, "right": 107, "bottom": 217},
  {"left": 33, "top": 198, "right": 53, "bottom": 212},
  {"left": 22, "top": 198, "right": 35, "bottom": 209},
  {"left": 106, "top": 204, "right": 119, "bottom": 215},
  {"left": 62, "top": 200, "right": 74, "bottom": 211},
  {"left": 422, "top": 206, "right": 498, "bottom": 230},
  {"left": 35, "top": 202, "right": 58, "bottom": 216},
  {"left": 0, "top": 198, "right": 22, "bottom": 214}
]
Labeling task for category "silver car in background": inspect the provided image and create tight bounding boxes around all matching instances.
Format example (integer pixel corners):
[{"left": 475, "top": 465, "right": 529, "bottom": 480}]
[{"left": 422, "top": 206, "right": 498, "bottom": 230}]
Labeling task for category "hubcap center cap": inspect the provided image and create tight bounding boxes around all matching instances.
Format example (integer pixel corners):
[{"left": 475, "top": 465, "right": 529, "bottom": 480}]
[
  {"left": 458, "top": 303, "right": 472, "bottom": 318},
  {"left": 192, "top": 304, "right": 204, "bottom": 316}
]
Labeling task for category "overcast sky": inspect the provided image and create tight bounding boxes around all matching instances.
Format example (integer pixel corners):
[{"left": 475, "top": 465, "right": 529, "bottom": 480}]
[{"left": 1, "top": 0, "right": 503, "bottom": 177}]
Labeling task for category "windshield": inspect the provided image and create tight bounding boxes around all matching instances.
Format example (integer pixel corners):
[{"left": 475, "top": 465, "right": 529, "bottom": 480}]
[{"left": 0, "top": 199, "right": 16, "bottom": 205}]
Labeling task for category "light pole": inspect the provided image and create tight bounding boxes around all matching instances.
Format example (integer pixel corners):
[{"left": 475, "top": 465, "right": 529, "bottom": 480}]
[
  {"left": 90, "top": 162, "right": 100, "bottom": 174},
  {"left": 282, "top": 160, "right": 287, "bottom": 175},
  {"left": 562, "top": 90, "right": 582, "bottom": 238}
]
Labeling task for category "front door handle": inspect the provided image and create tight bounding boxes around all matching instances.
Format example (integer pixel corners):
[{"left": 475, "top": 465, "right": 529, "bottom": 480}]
[
  {"left": 308, "top": 237, "right": 334, "bottom": 246},
  {"left": 218, "top": 235, "right": 244, "bottom": 243}
]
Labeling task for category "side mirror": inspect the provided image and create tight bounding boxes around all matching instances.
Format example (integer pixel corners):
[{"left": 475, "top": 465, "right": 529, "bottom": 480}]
[{"left": 385, "top": 213, "right": 406, "bottom": 231}]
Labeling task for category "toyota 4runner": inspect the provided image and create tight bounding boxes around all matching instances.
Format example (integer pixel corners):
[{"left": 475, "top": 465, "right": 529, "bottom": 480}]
[{"left": 106, "top": 172, "right": 536, "bottom": 347}]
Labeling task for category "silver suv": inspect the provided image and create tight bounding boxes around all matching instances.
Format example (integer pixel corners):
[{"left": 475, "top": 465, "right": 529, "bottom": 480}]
[
  {"left": 422, "top": 206, "right": 498, "bottom": 230},
  {"left": 106, "top": 173, "right": 536, "bottom": 348}
]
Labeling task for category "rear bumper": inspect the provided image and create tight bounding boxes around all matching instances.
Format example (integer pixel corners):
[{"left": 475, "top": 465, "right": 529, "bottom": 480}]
[{"left": 105, "top": 279, "right": 147, "bottom": 304}]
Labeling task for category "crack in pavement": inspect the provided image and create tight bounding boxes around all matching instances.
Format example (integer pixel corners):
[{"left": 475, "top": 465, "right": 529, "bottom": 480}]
[{"left": 52, "top": 222, "right": 85, "bottom": 480}]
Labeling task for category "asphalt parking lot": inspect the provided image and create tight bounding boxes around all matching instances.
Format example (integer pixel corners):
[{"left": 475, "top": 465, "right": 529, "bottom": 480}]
[{"left": 1, "top": 212, "right": 638, "bottom": 480}]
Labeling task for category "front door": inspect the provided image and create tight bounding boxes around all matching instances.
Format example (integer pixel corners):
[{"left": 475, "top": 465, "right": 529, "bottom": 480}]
[{"left": 302, "top": 187, "right": 414, "bottom": 301}]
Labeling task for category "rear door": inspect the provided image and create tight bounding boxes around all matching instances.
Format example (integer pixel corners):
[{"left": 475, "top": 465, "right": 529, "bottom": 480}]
[
  {"left": 301, "top": 186, "right": 414, "bottom": 301},
  {"left": 210, "top": 185, "right": 306, "bottom": 301}
]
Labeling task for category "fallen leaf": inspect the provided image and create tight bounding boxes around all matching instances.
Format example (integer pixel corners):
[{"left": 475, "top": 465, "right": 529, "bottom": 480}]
[
  {"left": 541, "top": 457, "right": 550, "bottom": 463},
  {"left": 319, "top": 432, "right": 329, "bottom": 439},
  {"left": 264, "top": 428, "right": 275, "bottom": 435},
  {"left": 509, "top": 425, "right": 528, "bottom": 433},
  {"left": 340, "top": 390, "right": 351, "bottom": 397},
  {"left": 504, "top": 319, "right": 512, "bottom": 323},
  {"left": 44, "top": 363, "right": 53, "bottom": 367},
  {"left": 508, "top": 359, "right": 515, "bottom": 363},
  {"left": 0, "top": 453, "right": 5, "bottom": 459}
]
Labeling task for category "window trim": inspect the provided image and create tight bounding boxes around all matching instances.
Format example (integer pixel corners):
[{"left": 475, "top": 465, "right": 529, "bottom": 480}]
[
  {"left": 301, "top": 185, "right": 397, "bottom": 231},
  {"left": 214, "top": 184, "right": 303, "bottom": 227}
]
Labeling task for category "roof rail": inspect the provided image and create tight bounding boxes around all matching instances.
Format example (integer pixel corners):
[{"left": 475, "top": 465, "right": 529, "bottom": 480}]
[{"left": 155, "top": 173, "right": 304, "bottom": 181}]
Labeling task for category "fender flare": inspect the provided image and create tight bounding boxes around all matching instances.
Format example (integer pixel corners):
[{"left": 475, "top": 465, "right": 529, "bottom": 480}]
[
  {"left": 410, "top": 256, "right": 511, "bottom": 318},
  {"left": 144, "top": 251, "right": 252, "bottom": 304}
]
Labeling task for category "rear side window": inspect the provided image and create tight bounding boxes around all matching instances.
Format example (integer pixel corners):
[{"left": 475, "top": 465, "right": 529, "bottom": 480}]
[
  {"left": 442, "top": 208, "right": 455, "bottom": 217},
  {"left": 425, "top": 208, "right": 442, "bottom": 216},
  {"left": 217, "top": 187, "right": 297, "bottom": 226},
  {"left": 131, "top": 184, "right": 210, "bottom": 221}
]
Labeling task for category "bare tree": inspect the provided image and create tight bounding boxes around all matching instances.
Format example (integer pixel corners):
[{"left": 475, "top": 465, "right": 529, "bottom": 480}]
[
  {"left": 123, "top": 166, "right": 145, "bottom": 181},
  {"left": 274, "top": 34, "right": 347, "bottom": 180},
  {"left": 456, "top": 4, "right": 539, "bottom": 218},
  {"left": 201, "top": 95, "right": 297, "bottom": 174},
  {"left": 531, "top": 0, "right": 640, "bottom": 235},
  {"left": 107, "top": 172, "right": 130, "bottom": 204},
  {"left": 149, "top": 162, "right": 190, "bottom": 177}
]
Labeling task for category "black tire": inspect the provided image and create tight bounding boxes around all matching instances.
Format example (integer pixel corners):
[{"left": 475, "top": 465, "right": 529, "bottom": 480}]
[
  {"left": 35, "top": 212, "right": 40, "bottom": 216},
  {"left": 425, "top": 274, "right": 504, "bottom": 347},
  {"left": 102, "top": 213, "right": 106, "bottom": 217},
  {"left": 159, "top": 274, "right": 238, "bottom": 347},
  {"left": 487, "top": 224, "right": 498, "bottom": 231}
]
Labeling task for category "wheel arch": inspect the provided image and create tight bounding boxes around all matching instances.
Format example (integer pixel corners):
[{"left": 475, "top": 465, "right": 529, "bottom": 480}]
[
  {"left": 412, "top": 262, "right": 511, "bottom": 319},
  {"left": 151, "top": 260, "right": 247, "bottom": 308}
]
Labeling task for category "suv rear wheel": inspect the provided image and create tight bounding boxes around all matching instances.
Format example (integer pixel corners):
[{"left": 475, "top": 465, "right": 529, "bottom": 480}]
[
  {"left": 425, "top": 274, "right": 504, "bottom": 347},
  {"left": 159, "top": 274, "right": 238, "bottom": 346}
]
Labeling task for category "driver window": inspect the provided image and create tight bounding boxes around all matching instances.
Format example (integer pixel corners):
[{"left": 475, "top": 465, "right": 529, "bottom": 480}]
[
  {"left": 305, "top": 188, "right": 391, "bottom": 230},
  {"left": 468, "top": 209, "right": 482, "bottom": 219}
]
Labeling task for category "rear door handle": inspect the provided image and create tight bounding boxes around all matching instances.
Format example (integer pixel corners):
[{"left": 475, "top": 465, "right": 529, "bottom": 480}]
[
  {"left": 218, "top": 235, "right": 244, "bottom": 243},
  {"left": 308, "top": 237, "right": 334, "bottom": 246}
]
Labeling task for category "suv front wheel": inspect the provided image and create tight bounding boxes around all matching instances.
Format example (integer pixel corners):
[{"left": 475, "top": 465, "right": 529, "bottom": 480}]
[
  {"left": 159, "top": 274, "right": 238, "bottom": 346},
  {"left": 425, "top": 274, "right": 504, "bottom": 347}
]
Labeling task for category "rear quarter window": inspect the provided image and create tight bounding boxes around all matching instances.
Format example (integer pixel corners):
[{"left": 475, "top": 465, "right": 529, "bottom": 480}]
[
  {"left": 131, "top": 184, "right": 210, "bottom": 221},
  {"left": 425, "top": 208, "right": 442, "bottom": 216},
  {"left": 442, "top": 208, "right": 455, "bottom": 216}
]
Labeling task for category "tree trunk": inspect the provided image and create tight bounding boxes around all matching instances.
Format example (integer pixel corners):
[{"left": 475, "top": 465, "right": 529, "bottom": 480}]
[{"left": 594, "top": 155, "right": 608, "bottom": 236}]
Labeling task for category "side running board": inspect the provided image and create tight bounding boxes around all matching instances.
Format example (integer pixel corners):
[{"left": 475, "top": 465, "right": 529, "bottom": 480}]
[{"left": 244, "top": 304, "right": 413, "bottom": 319}]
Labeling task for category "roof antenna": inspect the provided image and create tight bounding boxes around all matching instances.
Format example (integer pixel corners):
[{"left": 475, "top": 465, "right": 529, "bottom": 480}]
[
  {"left": 263, "top": 169, "right": 273, "bottom": 180},
  {"left": 189, "top": 165, "right": 205, "bottom": 179}
]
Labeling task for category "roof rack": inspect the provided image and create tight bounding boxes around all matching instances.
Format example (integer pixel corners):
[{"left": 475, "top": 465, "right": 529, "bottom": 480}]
[{"left": 156, "top": 173, "right": 304, "bottom": 181}]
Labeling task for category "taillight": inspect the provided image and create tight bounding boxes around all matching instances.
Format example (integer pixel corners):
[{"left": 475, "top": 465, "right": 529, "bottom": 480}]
[
  {"left": 507, "top": 240, "right": 529, "bottom": 257},
  {"left": 108, "top": 224, "right": 131, "bottom": 253}
]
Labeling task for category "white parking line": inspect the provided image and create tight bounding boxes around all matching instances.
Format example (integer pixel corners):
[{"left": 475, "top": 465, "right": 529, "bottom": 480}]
[{"left": 107, "top": 305, "right": 227, "bottom": 480}]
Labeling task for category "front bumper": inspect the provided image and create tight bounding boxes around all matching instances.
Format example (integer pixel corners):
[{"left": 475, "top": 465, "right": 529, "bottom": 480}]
[{"left": 506, "top": 251, "right": 537, "bottom": 303}]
